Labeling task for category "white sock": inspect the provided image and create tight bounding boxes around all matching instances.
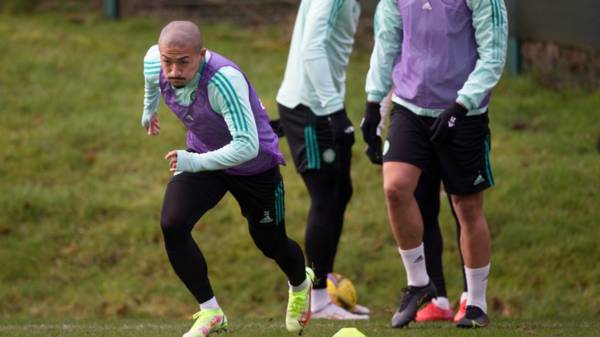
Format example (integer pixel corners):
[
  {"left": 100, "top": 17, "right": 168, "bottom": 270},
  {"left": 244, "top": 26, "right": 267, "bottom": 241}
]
[
  {"left": 311, "top": 288, "right": 330, "bottom": 312},
  {"left": 465, "top": 264, "right": 490, "bottom": 313},
  {"left": 432, "top": 297, "right": 450, "bottom": 310},
  {"left": 199, "top": 296, "right": 220, "bottom": 311},
  {"left": 398, "top": 244, "right": 429, "bottom": 287},
  {"left": 290, "top": 277, "right": 309, "bottom": 292}
]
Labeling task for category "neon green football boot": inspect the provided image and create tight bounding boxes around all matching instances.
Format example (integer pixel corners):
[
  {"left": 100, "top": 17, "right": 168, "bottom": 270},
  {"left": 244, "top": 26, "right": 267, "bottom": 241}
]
[
  {"left": 286, "top": 267, "right": 315, "bottom": 333},
  {"left": 182, "top": 308, "right": 228, "bottom": 337}
]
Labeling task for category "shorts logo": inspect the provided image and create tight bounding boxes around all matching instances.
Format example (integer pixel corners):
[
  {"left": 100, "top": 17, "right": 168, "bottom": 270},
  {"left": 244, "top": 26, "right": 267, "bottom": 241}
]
[
  {"left": 473, "top": 173, "right": 486, "bottom": 186},
  {"left": 322, "top": 148, "right": 336, "bottom": 163},
  {"left": 259, "top": 210, "right": 273, "bottom": 224},
  {"left": 383, "top": 140, "right": 390, "bottom": 156},
  {"left": 422, "top": 1, "right": 433, "bottom": 10}
]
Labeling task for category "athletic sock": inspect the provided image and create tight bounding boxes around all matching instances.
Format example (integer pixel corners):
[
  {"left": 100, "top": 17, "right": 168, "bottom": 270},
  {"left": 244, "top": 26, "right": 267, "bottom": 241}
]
[
  {"left": 290, "top": 277, "right": 310, "bottom": 292},
  {"left": 432, "top": 297, "right": 450, "bottom": 310},
  {"left": 398, "top": 243, "right": 429, "bottom": 287},
  {"left": 199, "top": 296, "right": 220, "bottom": 311},
  {"left": 311, "top": 288, "right": 330, "bottom": 312},
  {"left": 465, "top": 263, "right": 490, "bottom": 314}
]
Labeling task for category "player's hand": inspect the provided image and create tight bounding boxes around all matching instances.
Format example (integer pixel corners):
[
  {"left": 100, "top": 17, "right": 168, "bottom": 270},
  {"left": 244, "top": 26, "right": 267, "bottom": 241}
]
[
  {"left": 329, "top": 109, "right": 355, "bottom": 146},
  {"left": 430, "top": 102, "right": 468, "bottom": 143},
  {"left": 360, "top": 102, "right": 383, "bottom": 165},
  {"left": 165, "top": 150, "right": 178, "bottom": 172},
  {"left": 269, "top": 119, "right": 285, "bottom": 138},
  {"left": 141, "top": 111, "right": 159, "bottom": 133},
  {"left": 147, "top": 114, "right": 160, "bottom": 135}
]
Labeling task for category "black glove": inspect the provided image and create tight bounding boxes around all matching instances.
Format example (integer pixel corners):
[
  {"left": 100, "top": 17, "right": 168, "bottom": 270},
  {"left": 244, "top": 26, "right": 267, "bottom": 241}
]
[
  {"left": 269, "top": 119, "right": 285, "bottom": 138},
  {"left": 360, "top": 102, "right": 382, "bottom": 165},
  {"left": 430, "top": 102, "right": 468, "bottom": 143},
  {"left": 329, "top": 109, "right": 355, "bottom": 146}
]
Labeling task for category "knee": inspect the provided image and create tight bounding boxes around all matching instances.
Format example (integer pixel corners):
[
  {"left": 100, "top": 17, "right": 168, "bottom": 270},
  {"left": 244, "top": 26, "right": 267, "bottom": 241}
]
[
  {"left": 255, "top": 237, "right": 284, "bottom": 259},
  {"left": 383, "top": 178, "right": 414, "bottom": 205},
  {"left": 250, "top": 227, "right": 286, "bottom": 259},
  {"left": 258, "top": 244, "right": 279, "bottom": 259},
  {"left": 160, "top": 214, "right": 190, "bottom": 243},
  {"left": 453, "top": 194, "right": 484, "bottom": 226}
]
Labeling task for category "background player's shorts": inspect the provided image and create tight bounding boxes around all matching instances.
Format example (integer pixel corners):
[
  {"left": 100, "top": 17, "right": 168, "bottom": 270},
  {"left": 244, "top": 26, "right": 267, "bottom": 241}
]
[
  {"left": 278, "top": 104, "right": 354, "bottom": 173},
  {"left": 383, "top": 103, "right": 494, "bottom": 195}
]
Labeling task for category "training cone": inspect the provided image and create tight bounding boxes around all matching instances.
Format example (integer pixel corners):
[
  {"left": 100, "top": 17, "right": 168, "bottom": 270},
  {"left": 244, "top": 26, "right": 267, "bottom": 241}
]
[{"left": 332, "top": 327, "right": 367, "bottom": 337}]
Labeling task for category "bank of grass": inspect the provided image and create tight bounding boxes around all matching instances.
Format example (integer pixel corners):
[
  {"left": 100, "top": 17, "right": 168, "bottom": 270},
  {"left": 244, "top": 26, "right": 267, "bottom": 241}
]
[{"left": 0, "top": 13, "right": 599, "bottom": 325}]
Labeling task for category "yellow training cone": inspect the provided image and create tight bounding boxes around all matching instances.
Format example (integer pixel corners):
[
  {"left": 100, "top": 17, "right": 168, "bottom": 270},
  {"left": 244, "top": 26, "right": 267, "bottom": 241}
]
[{"left": 332, "top": 327, "right": 367, "bottom": 337}]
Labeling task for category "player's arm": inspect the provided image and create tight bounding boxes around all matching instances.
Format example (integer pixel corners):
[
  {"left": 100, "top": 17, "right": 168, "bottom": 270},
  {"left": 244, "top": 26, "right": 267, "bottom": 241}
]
[
  {"left": 430, "top": 1, "right": 508, "bottom": 143},
  {"left": 166, "top": 67, "right": 259, "bottom": 172},
  {"left": 301, "top": 0, "right": 344, "bottom": 115},
  {"left": 362, "top": 0, "right": 403, "bottom": 164},
  {"left": 365, "top": 0, "right": 403, "bottom": 104},
  {"left": 457, "top": 0, "right": 509, "bottom": 110},
  {"left": 142, "top": 44, "right": 161, "bottom": 135}
]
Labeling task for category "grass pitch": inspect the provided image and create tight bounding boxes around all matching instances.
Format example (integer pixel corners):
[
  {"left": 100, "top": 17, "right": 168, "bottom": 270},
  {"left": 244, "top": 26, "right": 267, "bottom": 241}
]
[{"left": 1, "top": 319, "right": 599, "bottom": 337}]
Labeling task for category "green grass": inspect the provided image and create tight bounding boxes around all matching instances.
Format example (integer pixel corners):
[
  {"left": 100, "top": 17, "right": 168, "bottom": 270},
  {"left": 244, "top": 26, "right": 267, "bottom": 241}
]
[
  {"left": 1, "top": 319, "right": 599, "bottom": 337},
  {"left": 0, "top": 11, "right": 599, "bottom": 334}
]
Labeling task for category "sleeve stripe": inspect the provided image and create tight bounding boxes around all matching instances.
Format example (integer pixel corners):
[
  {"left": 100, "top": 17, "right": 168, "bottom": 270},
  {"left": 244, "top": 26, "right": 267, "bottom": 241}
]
[
  {"left": 210, "top": 78, "right": 242, "bottom": 131},
  {"left": 213, "top": 72, "right": 246, "bottom": 129},
  {"left": 212, "top": 71, "right": 249, "bottom": 132},
  {"left": 328, "top": 0, "right": 345, "bottom": 28},
  {"left": 210, "top": 73, "right": 249, "bottom": 132},
  {"left": 489, "top": 0, "right": 506, "bottom": 60},
  {"left": 490, "top": 0, "right": 497, "bottom": 26},
  {"left": 213, "top": 72, "right": 246, "bottom": 132}
]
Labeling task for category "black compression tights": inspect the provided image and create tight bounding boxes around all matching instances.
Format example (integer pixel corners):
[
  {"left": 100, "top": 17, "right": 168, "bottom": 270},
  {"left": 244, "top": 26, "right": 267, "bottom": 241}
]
[
  {"left": 415, "top": 173, "right": 467, "bottom": 297},
  {"left": 301, "top": 165, "right": 353, "bottom": 289},
  {"left": 160, "top": 171, "right": 306, "bottom": 304}
]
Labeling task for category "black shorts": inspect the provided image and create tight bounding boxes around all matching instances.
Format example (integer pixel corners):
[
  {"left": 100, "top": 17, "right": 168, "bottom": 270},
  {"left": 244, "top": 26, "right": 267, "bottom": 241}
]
[
  {"left": 383, "top": 103, "right": 494, "bottom": 195},
  {"left": 278, "top": 104, "right": 354, "bottom": 173},
  {"left": 165, "top": 166, "right": 286, "bottom": 227}
]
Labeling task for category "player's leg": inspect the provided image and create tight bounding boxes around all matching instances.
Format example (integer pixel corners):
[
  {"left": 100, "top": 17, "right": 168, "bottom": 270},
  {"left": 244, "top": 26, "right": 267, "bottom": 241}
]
[
  {"left": 160, "top": 171, "right": 229, "bottom": 337},
  {"left": 333, "top": 117, "right": 354, "bottom": 224},
  {"left": 452, "top": 192, "right": 491, "bottom": 328},
  {"left": 383, "top": 105, "right": 437, "bottom": 328},
  {"left": 384, "top": 162, "right": 423, "bottom": 249},
  {"left": 333, "top": 124, "right": 372, "bottom": 317},
  {"left": 436, "top": 112, "right": 493, "bottom": 328},
  {"left": 279, "top": 104, "right": 366, "bottom": 320},
  {"left": 448, "top": 195, "right": 468, "bottom": 322},
  {"left": 301, "top": 171, "right": 367, "bottom": 320},
  {"left": 385, "top": 162, "right": 437, "bottom": 328},
  {"left": 415, "top": 173, "right": 454, "bottom": 322},
  {"left": 313, "top": 115, "right": 355, "bottom": 277},
  {"left": 302, "top": 171, "right": 342, "bottom": 290},
  {"left": 226, "top": 166, "right": 312, "bottom": 333}
]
